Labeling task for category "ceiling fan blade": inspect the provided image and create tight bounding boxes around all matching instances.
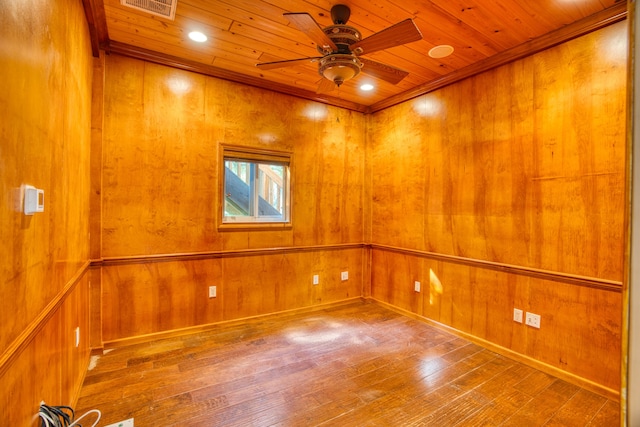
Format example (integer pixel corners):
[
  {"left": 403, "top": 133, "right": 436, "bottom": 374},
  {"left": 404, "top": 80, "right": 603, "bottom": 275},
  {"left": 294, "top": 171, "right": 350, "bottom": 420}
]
[
  {"left": 359, "top": 58, "right": 409, "bottom": 84},
  {"left": 256, "top": 57, "right": 322, "bottom": 70},
  {"left": 350, "top": 19, "right": 422, "bottom": 56},
  {"left": 316, "top": 77, "right": 337, "bottom": 94},
  {"left": 284, "top": 12, "right": 338, "bottom": 53}
]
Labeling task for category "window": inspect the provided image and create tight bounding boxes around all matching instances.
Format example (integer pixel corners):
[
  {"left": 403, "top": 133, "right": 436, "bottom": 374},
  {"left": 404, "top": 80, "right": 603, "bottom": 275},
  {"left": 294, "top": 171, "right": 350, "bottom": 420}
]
[{"left": 220, "top": 145, "right": 291, "bottom": 228}]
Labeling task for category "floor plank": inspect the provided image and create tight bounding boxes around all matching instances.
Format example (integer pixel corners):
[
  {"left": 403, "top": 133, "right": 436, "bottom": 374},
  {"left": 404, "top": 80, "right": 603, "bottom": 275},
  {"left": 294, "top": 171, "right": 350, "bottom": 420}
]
[{"left": 75, "top": 300, "right": 619, "bottom": 426}]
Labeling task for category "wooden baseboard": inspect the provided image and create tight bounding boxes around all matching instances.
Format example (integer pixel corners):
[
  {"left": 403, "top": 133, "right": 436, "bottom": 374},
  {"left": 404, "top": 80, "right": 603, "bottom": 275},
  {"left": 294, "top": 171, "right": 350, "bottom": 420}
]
[
  {"left": 100, "top": 297, "right": 364, "bottom": 349},
  {"left": 366, "top": 297, "right": 620, "bottom": 402}
]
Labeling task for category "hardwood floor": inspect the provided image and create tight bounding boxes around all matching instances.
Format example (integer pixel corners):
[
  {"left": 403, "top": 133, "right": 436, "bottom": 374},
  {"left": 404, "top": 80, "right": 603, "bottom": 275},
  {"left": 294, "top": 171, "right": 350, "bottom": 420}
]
[{"left": 76, "top": 301, "right": 619, "bottom": 426}]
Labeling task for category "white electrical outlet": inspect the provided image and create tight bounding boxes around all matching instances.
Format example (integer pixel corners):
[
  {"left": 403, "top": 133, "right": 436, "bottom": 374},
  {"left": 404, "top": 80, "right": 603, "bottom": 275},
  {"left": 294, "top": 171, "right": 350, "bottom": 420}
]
[
  {"left": 414, "top": 281, "right": 421, "bottom": 292},
  {"left": 341, "top": 271, "right": 349, "bottom": 281},
  {"left": 513, "top": 308, "right": 523, "bottom": 323},
  {"left": 75, "top": 327, "right": 80, "bottom": 347},
  {"left": 104, "top": 419, "right": 134, "bottom": 427},
  {"left": 208, "top": 286, "right": 217, "bottom": 298},
  {"left": 313, "top": 274, "right": 319, "bottom": 285},
  {"left": 525, "top": 312, "right": 541, "bottom": 329}
]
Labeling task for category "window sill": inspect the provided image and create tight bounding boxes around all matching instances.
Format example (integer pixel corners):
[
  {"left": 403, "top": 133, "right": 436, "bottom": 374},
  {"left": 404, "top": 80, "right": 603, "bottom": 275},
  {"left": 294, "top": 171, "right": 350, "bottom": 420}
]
[{"left": 218, "top": 222, "right": 293, "bottom": 232}]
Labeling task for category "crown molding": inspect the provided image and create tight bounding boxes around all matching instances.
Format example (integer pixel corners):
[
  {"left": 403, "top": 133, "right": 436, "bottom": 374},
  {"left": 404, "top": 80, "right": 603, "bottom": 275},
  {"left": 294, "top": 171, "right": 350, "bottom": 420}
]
[{"left": 83, "top": 1, "right": 626, "bottom": 113}]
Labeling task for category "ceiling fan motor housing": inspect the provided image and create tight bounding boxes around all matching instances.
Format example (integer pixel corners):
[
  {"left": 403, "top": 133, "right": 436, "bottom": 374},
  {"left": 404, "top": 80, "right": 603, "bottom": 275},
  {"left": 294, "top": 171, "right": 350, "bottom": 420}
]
[{"left": 317, "top": 25, "right": 361, "bottom": 55}]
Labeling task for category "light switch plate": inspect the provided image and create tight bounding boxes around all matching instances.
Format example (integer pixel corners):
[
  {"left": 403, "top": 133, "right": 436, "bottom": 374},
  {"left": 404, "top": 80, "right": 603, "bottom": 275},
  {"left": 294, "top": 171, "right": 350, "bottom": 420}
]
[{"left": 513, "top": 308, "right": 523, "bottom": 323}]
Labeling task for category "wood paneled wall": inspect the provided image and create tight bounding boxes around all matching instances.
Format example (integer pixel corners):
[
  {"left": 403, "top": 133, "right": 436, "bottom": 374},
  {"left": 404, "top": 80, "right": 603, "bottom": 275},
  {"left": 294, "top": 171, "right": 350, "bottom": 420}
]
[
  {"left": 0, "top": 0, "right": 628, "bottom": 420},
  {"left": 0, "top": 0, "right": 94, "bottom": 424},
  {"left": 101, "top": 55, "right": 365, "bottom": 255},
  {"left": 368, "top": 21, "right": 628, "bottom": 396},
  {"left": 97, "top": 21, "right": 627, "bottom": 397},
  {"left": 101, "top": 249, "right": 364, "bottom": 342},
  {"left": 99, "top": 55, "right": 366, "bottom": 342},
  {"left": 1, "top": 277, "right": 92, "bottom": 426}
]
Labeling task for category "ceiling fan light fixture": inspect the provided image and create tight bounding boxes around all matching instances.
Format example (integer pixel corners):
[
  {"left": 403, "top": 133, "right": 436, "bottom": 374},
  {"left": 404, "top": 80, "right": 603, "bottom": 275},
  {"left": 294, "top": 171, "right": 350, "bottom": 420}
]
[{"left": 319, "top": 54, "right": 362, "bottom": 86}]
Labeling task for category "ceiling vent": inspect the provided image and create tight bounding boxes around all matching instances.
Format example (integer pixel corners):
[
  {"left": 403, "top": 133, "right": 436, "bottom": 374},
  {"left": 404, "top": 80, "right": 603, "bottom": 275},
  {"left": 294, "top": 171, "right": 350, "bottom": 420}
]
[{"left": 120, "top": 0, "right": 177, "bottom": 20}]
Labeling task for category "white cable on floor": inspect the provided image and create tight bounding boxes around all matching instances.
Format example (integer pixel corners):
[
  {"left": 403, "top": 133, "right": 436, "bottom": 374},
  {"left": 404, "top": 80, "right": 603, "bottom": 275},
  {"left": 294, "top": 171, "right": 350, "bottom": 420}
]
[{"left": 68, "top": 409, "right": 101, "bottom": 427}]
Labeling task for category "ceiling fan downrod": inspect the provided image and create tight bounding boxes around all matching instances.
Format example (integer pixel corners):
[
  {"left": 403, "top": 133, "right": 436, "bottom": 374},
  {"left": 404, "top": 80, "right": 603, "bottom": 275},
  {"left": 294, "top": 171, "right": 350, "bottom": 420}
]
[{"left": 330, "top": 4, "right": 351, "bottom": 25}]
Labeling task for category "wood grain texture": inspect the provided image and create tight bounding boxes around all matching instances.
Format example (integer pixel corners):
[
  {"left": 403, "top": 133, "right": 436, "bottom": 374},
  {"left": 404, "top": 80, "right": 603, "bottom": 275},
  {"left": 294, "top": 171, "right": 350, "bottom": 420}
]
[
  {"left": 101, "top": 54, "right": 365, "bottom": 256},
  {"left": 90, "top": 53, "right": 105, "bottom": 261},
  {"left": 369, "top": 4, "right": 627, "bottom": 113},
  {"left": 0, "top": 0, "right": 93, "bottom": 354},
  {"left": 0, "top": 0, "right": 94, "bottom": 423},
  {"left": 369, "top": 23, "right": 626, "bottom": 395},
  {"left": 371, "top": 243, "right": 622, "bottom": 292},
  {"left": 1, "top": 0, "right": 630, "bottom": 424},
  {"left": 370, "top": 248, "right": 621, "bottom": 395},
  {"left": 101, "top": 248, "right": 363, "bottom": 342},
  {"left": 76, "top": 301, "right": 619, "bottom": 426},
  {"left": 370, "top": 21, "right": 627, "bottom": 280},
  {"left": 89, "top": 268, "right": 103, "bottom": 349},
  {"left": 60, "top": 275, "right": 93, "bottom": 406},
  {"left": 99, "top": 56, "right": 366, "bottom": 343},
  {"left": 0, "top": 275, "right": 92, "bottom": 426},
  {"left": 98, "top": 21, "right": 626, "bottom": 396},
  {"left": 94, "top": 0, "right": 623, "bottom": 108}
]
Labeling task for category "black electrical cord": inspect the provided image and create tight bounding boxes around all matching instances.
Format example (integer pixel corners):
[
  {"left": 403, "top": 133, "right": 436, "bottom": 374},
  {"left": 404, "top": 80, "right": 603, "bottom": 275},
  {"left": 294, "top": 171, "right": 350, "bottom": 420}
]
[
  {"left": 38, "top": 403, "right": 75, "bottom": 427},
  {"left": 38, "top": 401, "right": 101, "bottom": 427}
]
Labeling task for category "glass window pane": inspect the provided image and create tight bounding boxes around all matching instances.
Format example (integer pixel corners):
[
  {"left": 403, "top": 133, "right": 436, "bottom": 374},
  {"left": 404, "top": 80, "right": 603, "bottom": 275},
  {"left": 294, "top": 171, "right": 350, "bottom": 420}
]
[
  {"left": 221, "top": 146, "right": 290, "bottom": 225},
  {"left": 258, "top": 164, "right": 284, "bottom": 217},
  {"left": 224, "top": 162, "right": 252, "bottom": 217}
]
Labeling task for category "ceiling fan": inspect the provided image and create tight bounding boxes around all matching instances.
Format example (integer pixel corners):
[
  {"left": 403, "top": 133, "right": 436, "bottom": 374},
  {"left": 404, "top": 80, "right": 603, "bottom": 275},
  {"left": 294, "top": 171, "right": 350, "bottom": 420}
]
[{"left": 256, "top": 4, "right": 423, "bottom": 93}]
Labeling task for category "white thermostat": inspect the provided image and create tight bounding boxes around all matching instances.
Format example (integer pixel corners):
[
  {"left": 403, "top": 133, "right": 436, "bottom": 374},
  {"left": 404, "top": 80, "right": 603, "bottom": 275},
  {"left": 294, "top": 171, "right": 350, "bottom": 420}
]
[{"left": 23, "top": 185, "right": 44, "bottom": 215}]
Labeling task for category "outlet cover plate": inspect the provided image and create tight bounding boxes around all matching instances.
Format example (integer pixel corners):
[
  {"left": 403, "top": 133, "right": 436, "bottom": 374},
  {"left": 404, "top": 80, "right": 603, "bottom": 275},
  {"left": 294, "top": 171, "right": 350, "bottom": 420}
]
[
  {"left": 341, "top": 271, "right": 348, "bottom": 281},
  {"left": 104, "top": 419, "right": 134, "bottom": 427},
  {"left": 414, "top": 281, "right": 421, "bottom": 292},
  {"left": 525, "top": 312, "right": 541, "bottom": 329},
  {"left": 208, "top": 286, "right": 217, "bottom": 298}
]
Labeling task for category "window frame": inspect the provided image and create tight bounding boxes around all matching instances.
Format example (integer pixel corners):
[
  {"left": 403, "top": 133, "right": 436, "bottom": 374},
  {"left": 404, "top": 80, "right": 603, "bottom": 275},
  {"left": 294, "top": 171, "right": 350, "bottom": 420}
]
[{"left": 218, "top": 144, "right": 292, "bottom": 231}]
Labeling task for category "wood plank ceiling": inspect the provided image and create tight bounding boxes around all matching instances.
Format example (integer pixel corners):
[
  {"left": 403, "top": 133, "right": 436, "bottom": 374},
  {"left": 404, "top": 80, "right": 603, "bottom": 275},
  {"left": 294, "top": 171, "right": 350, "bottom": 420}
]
[{"left": 90, "top": 0, "right": 626, "bottom": 112}]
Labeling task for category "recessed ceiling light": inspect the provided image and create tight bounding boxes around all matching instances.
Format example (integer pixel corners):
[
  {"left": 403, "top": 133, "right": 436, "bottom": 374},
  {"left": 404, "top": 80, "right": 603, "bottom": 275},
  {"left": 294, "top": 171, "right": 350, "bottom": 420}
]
[
  {"left": 188, "top": 31, "right": 207, "bottom": 43},
  {"left": 360, "top": 83, "right": 374, "bottom": 91},
  {"left": 428, "top": 45, "right": 454, "bottom": 59}
]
